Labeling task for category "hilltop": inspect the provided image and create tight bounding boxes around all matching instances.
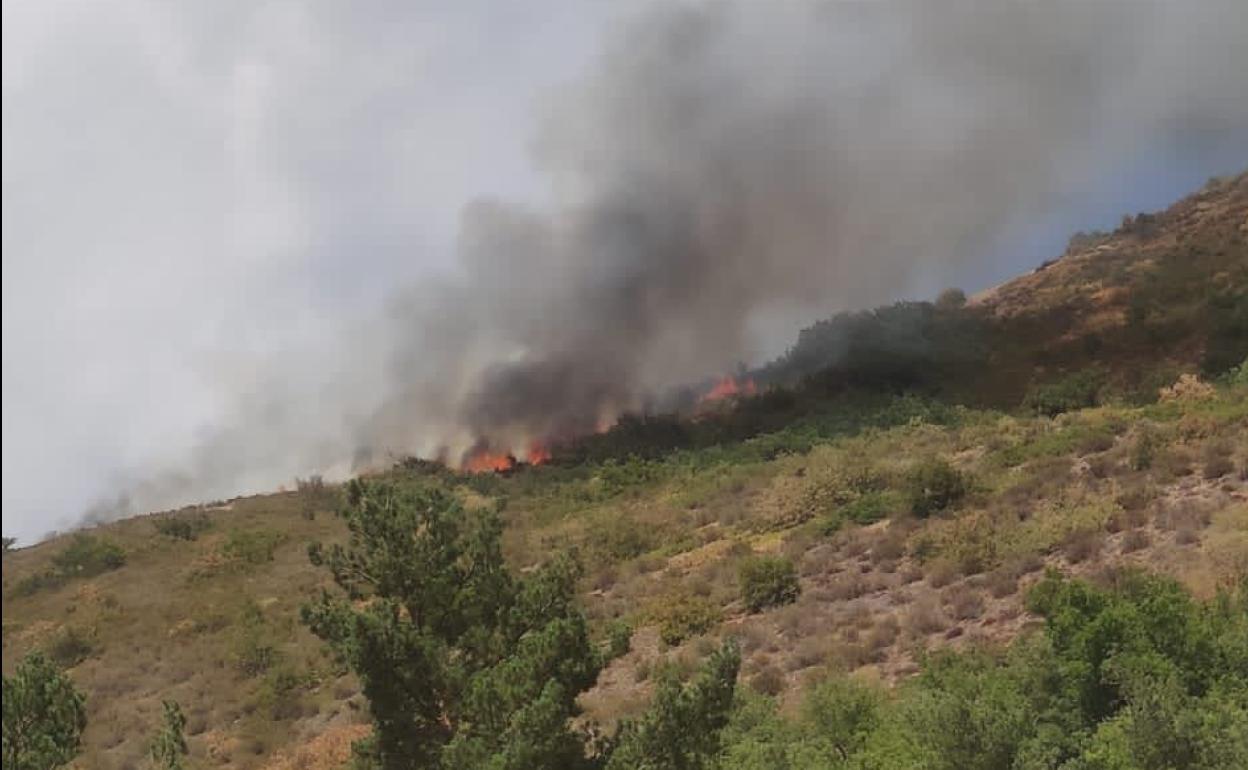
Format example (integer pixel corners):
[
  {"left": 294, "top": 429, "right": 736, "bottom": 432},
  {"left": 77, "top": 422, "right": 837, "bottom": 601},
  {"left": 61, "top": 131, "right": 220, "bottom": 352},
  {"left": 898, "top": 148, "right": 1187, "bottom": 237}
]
[{"left": 3, "top": 173, "right": 1247, "bottom": 769}]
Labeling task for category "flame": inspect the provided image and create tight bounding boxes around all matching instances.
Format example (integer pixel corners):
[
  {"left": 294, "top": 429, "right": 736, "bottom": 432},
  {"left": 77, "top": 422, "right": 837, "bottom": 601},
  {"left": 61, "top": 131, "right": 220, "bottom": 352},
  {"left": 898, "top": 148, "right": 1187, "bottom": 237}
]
[
  {"left": 699, "top": 375, "right": 758, "bottom": 404},
  {"left": 526, "top": 441, "right": 552, "bottom": 465},
  {"left": 460, "top": 440, "right": 552, "bottom": 473},
  {"left": 462, "top": 448, "right": 514, "bottom": 473}
]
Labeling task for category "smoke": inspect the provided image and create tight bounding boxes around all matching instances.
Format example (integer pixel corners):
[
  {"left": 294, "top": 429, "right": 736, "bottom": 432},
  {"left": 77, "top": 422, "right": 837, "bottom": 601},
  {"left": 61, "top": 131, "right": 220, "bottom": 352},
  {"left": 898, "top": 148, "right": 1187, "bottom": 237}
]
[
  {"left": 359, "top": 1, "right": 1248, "bottom": 460},
  {"left": 12, "top": 1, "right": 1248, "bottom": 533}
]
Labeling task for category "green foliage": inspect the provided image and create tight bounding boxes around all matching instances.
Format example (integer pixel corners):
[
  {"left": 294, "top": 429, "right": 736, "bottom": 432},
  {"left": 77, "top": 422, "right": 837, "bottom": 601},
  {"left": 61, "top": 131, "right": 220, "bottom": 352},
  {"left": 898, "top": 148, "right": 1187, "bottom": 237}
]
[
  {"left": 605, "top": 640, "right": 740, "bottom": 770},
  {"left": 303, "top": 478, "right": 603, "bottom": 769},
  {"left": 1130, "top": 427, "right": 1161, "bottom": 471},
  {"left": 148, "top": 700, "right": 188, "bottom": 770},
  {"left": 2, "top": 651, "right": 87, "bottom": 770},
  {"left": 738, "top": 556, "right": 800, "bottom": 613},
  {"left": 11, "top": 534, "right": 126, "bottom": 597},
  {"left": 50, "top": 534, "right": 126, "bottom": 576},
  {"left": 233, "top": 599, "right": 280, "bottom": 677},
  {"left": 590, "top": 516, "right": 656, "bottom": 562},
  {"left": 905, "top": 458, "right": 969, "bottom": 517},
  {"left": 1023, "top": 370, "right": 1104, "bottom": 417},
  {"left": 839, "top": 491, "right": 896, "bottom": 525},
  {"left": 713, "top": 572, "right": 1248, "bottom": 770},
  {"left": 222, "top": 529, "right": 285, "bottom": 565},
  {"left": 1200, "top": 291, "right": 1248, "bottom": 377},
  {"left": 153, "top": 513, "right": 212, "bottom": 541},
  {"left": 44, "top": 626, "right": 95, "bottom": 668},
  {"left": 1220, "top": 356, "right": 1248, "bottom": 386},
  {"left": 802, "top": 675, "right": 883, "bottom": 761},
  {"left": 604, "top": 620, "right": 633, "bottom": 661},
  {"left": 652, "top": 595, "right": 723, "bottom": 646}
]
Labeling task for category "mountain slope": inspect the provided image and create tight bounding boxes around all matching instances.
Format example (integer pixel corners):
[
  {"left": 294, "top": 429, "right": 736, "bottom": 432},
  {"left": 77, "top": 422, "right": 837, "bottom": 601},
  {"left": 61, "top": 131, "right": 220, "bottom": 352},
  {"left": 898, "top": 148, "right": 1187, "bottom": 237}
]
[{"left": 3, "top": 174, "right": 1247, "bottom": 770}]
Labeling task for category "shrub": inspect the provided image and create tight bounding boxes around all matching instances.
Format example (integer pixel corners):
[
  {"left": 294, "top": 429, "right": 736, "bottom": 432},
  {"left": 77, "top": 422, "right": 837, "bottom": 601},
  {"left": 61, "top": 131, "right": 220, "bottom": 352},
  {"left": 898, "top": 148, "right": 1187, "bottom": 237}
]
[
  {"left": 153, "top": 514, "right": 211, "bottom": 541},
  {"left": 1129, "top": 427, "right": 1161, "bottom": 471},
  {"left": 50, "top": 534, "right": 126, "bottom": 577},
  {"left": 1062, "top": 529, "right": 1105, "bottom": 564},
  {"left": 45, "top": 626, "right": 96, "bottom": 668},
  {"left": 295, "top": 475, "right": 336, "bottom": 520},
  {"left": 591, "top": 516, "right": 655, "bottom": 562},
  {"left": 604, "top": 620, "right": 633, "bottom": 660},
  {"left": 1023, "top": 370, "right": 1103, "bottom": 417},
  {"left": 905, "top": 459, "right": 968, "bottom": 517},
  {"left": 149, "top": 700, "right": 188, "bottom": 769},
  {"left": 840, "top": 492, "right": 894, "bottom": 525},
  {"left": 1201, "top": 441, "right": 1234, "bottom": 479},
  {"left": 1120, "top": 529, "right": 1151, "bottom": 553},
  {"left": 222, "top": 529, "right": 285, "bottom": 565},
  {"left": 738, "top": 556, "right": 801, "bottom": 613},
  {"left": 944, "top": 585, "right": 985, "bottom": 621},
  {"left": 749, "top": 665, "right": 786, "bottom": 696},
  {"left": 652, "top": 595, "right": 722, "bottom": 646},
  {"left": 2, "top": 652, "right": 87, "bottom": 769},
  {"left": 12, "top": 534, "right": 127, "bottom": 597},
  {"left": 233, "top": 601, "right": 279, "bottom": 677}
]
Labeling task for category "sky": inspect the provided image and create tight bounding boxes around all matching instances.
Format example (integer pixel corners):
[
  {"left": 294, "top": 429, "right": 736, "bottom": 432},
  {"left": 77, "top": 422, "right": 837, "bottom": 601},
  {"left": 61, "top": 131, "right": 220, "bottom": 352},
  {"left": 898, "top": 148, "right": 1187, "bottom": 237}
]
[{"left": 3, "top": 1, "right": 1246, "bottom": 545}]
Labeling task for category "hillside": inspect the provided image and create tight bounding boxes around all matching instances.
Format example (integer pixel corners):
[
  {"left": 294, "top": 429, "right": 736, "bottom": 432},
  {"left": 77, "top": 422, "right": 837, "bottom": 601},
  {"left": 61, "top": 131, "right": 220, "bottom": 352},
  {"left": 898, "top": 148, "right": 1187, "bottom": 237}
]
[{"left": 3, "top": 174, "right": 1247, "bottom": 769}]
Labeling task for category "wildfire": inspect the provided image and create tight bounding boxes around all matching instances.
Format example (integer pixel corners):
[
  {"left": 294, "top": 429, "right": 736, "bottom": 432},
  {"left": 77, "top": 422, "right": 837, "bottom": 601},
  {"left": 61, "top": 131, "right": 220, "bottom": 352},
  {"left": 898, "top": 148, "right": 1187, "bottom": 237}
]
[
  {"left": 526, "top": 441, "right": 552, "bottom": 465},
  {"left": 699, "top": 375, "right": 758, "bottom": 404},
  {"left": 460, "top": 441, "right": 552, "bottom": 474},
  {"left": 462, "top": 448, "right": 515, "bottom": 473}
]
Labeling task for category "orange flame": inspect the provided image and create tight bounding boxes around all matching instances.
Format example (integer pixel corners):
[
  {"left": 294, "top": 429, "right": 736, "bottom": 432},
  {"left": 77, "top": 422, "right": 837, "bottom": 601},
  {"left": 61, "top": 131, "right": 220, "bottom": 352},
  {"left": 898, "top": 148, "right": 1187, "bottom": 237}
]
[
  {"left": 526, "top": 441, "right": 552, "bottom": 465},
  {"left": 699, "top": 375, "right": 758, "bottom": 404},
  {"left": 462, "top": 448, "right": 514, "bottom": 473}
]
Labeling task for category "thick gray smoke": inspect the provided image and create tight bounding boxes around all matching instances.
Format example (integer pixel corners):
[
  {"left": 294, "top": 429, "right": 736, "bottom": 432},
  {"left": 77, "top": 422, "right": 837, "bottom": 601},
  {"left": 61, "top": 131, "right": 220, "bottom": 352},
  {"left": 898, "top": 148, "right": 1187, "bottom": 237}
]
[
  {"left": 357, "top": 1, "right": 1248, "bottom": 462},
  {"left": 61, "top": 1, "right": 1248, "bottom": 525}
]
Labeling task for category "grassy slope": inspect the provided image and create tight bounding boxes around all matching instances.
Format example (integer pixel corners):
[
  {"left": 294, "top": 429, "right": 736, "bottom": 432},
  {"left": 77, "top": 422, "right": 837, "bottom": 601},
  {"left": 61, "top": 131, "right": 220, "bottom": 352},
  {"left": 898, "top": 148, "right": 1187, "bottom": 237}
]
[{"left": 2, "top": 174, "right": 1247, "bottom": 770}]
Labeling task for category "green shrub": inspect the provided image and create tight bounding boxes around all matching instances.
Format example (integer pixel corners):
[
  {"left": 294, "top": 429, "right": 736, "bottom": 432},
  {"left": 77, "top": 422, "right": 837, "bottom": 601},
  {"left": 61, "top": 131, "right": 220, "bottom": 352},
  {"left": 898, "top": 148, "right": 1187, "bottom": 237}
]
[
  {"left": 11, "top": 534, "right": 127, "bottom": 597},
  {"left": 1023, "top": 370, "right": 1103, "bottom": 417},
  {"left": 50, "top": 534, "right": 126, "bottom": 577},
  {"left": 2, "top": 651, "right": 87, "bottom": 769},
  {"left": 906, "top": 459, "right": 969, "bottom": 517},
  {"left": 590, "top": 516, "right": 656, "bottom": 562},
  {"left": 604, "top": 620, "right": 633, "bottom": 660},
  {"left": 222, "top": 529, "right": 285, "bottom": 565},
  {"left": 839, "top": 491, "right": 895, "bottom": 525},
  {"left": 738, "top": 556, "right": 801, "bottom": 613},
  {"left": 652, "top": 595, "right": 722, "bottom": 646},
  {"left": 149, "top": 700, "right": 188, "bottom": 769},
  {"left": 45, "top": 626, "right": 96, "bottom": 668},
  {"left": 1130, "top": 427, "right": 1161, "bottom": 470},
  {"left": 233, "top": 600, "right": 279, "bottom": 677},
  {"left": 259, "top": 666, "right": 306, "bottom": 720},
  {"left": 153, "top": 514, "right": 211, "bottom": 541}
]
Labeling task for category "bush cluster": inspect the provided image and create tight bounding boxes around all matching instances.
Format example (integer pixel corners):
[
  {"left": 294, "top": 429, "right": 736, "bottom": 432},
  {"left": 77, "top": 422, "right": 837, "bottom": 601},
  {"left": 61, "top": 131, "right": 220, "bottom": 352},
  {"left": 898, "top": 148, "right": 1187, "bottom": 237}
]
[{"left": 738, "top": 555, "right": 801, "bottom": 613}]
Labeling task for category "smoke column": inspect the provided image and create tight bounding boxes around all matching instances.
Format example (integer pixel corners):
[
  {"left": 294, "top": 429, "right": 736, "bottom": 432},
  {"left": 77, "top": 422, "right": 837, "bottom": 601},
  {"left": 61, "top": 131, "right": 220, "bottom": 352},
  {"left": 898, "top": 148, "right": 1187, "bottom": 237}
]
[{"left": 73, "top": 1, "right": 1248, "bottom": 524}]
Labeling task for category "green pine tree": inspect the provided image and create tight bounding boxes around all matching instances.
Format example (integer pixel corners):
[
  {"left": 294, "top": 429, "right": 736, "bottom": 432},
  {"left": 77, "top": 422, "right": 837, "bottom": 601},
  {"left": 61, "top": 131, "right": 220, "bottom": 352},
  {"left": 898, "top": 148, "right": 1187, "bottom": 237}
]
[{"left": 2, "top": 651, "right": 87, "bottom": 770}]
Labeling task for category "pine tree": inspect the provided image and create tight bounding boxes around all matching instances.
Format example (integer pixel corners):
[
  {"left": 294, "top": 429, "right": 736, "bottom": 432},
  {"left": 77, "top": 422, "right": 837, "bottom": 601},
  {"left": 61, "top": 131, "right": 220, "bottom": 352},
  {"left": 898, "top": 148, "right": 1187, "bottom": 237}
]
[{"left": 2, "top": 652, "right": 87, "bottom": 770}]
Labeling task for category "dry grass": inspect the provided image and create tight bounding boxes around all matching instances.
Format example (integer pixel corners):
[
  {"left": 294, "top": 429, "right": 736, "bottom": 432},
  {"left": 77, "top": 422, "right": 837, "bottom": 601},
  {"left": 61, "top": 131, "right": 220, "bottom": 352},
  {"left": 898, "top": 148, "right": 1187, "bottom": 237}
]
[
  {"left": 943, "top": 585, "right": 986, "bottom": 621},
  {"left": 1120, "top": 529, "right": 1152, "bottom": 553}
]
